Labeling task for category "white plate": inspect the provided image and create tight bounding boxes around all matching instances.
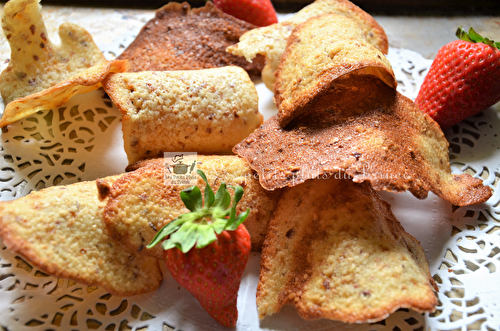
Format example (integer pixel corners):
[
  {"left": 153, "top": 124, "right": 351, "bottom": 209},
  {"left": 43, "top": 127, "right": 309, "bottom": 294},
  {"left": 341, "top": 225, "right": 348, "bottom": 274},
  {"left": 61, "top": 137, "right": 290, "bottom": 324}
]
[{"left": 0, "top": 8, "right": 499, "bottom": 331}]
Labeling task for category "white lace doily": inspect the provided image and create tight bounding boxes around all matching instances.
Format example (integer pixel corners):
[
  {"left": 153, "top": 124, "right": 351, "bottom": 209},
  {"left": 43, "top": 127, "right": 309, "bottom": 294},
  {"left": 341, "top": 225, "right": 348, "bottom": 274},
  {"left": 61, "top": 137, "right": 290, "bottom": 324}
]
[{"left": 1, "top": 8, "right": 499, "bottom": 331}]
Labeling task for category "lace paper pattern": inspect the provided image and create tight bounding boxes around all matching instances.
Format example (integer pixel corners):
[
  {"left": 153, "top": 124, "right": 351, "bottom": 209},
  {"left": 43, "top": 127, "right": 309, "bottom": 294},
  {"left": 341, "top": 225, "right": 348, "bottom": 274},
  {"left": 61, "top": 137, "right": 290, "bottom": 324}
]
[
  {"left": 0, "top": 15, "right": 499, "bottom": 331},
  {"left": 0, "top": 91, "right": 124, "bottom": 200}
]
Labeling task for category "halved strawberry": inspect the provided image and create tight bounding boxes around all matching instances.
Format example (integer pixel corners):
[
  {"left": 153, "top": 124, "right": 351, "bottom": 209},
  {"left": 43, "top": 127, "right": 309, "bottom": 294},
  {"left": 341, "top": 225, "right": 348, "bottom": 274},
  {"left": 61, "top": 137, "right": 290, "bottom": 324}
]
[{"left": 147, "top": 170, "right": 251, "bottom": 328}]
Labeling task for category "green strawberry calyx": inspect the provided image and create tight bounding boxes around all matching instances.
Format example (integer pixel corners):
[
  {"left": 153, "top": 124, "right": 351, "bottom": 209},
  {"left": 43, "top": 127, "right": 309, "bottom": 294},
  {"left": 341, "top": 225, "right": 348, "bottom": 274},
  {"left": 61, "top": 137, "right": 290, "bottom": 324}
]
[
  {"left": 456, "top": 26, "right": 500, "bottom": 50},
  {"left": 147, "top": 169, "right": 249, "bottom": 253}
]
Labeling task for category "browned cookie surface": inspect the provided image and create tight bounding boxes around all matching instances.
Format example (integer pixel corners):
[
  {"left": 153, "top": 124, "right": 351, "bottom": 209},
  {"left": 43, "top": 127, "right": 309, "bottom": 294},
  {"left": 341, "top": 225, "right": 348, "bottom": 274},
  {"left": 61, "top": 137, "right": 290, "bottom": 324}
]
[
  {"left": 274, "top": 13, "right": 396, "bottom": 126},
  {"left": 117, "top": 1, "right": 264, "bottom": 77},
  {"left": 102, "top": 67, "right": 262, "bottom": 165},
  {"left": 0, "top": 176, "right": 162, "bottom": 297},
  {"left": 257, "top": 177, "right": 437, "bottom": 322},
  {"left": 234, "top": 75, "right": 492, "bottom": 206}
]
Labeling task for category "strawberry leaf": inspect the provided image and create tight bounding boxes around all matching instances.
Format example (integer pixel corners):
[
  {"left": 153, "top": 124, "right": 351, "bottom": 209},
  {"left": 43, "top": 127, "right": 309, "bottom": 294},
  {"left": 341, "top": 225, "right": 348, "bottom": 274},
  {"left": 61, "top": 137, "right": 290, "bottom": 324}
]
[
  {"left": 214, "top": 182, "right": 231, "bottom": 209},
  {"left": 170, "top": 222, "right": 199, "bottom": 252},
  {"left": 467, "top": 27, "right": 483, "bottom": 43},
  {"left": 181, "top": 186, "right": 203, "bottom": 212},
  {"left": 210, "top": 217, "right": 229, "bottom": 235},
  {"left": 195, "top": 224, "right": 218, "bottom": 248},
  {"left": 147, "top": 216, "right": 184, "bottom": 249},
  {"left": 228, "top": 209, "right": 250, "bottom": 231},
  {"left": 456, "top": 26, "right": 500, "bottom": 50},
  {"left": 226, "top": 185, "right": 248, "bottom": 230},
  {"left": 197, "top": 169, "right": 215, "bottom": 209},
  {"left": 147, "top": 170, "right": 249, "bottom": 252},
  {"left": 456, "top": 26, "right": 472, "bottom": 42}
]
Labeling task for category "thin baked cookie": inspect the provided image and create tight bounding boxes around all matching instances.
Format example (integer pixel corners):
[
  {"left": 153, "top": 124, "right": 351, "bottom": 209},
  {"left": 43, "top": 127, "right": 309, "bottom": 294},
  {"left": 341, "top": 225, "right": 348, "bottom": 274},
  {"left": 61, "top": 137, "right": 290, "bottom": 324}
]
[
  {"left": 274, "top": 13, "right": 396, "bottom": 126},
  {"left": 117, "top": 1, "right": 264, "bottom": 77},
  {"left": 0, "top": 60, "right": 127, "bottom": 127},
  {"left": 0, "top": 176, "right": 162, "bottom": 296},
  {"left": 99, "top": 156, "right": 280, "bottom": 259},
  {"left": 103, "top": 66, "right": 263, "bottom": 165},
  {"left": 234, "top": 75, "right": 492, "bottom": 206},
  {"left": 227, "top": 0, "right": 388, "bottom": 89},
  {"left": 257, "top": 177, "right": 437, "bottom": 322},
  {"left": 0, "top": 0, "right": 124, "bottom": 127}
]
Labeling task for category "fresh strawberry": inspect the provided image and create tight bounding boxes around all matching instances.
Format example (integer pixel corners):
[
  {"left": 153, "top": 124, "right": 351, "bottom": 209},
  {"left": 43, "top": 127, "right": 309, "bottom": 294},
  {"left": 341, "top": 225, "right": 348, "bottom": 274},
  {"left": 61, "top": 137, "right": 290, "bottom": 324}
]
[
  {"left": 213, "top": 0, "right": 278, "bottom": 27},
  {"left": 147, "top": 170, "right": 251, "bottom": 328},
  {"left": 163, "top": 224, "right": 249, "bottom": 327},
  {"left": 415, "top": 26, "right": 500, "bottom": 129}
]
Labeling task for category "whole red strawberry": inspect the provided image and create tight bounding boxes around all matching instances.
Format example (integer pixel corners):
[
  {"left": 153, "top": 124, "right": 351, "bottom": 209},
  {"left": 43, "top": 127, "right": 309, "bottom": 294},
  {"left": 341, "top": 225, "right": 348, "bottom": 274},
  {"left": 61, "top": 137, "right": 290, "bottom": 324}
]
[
  {"left": 213, "top": 0, "right": 278, "bottom": 27},
  {"left": 415, "top": 26, "right": 500, "bottom": 129},
  {"left": 165, "top": 224, "right": 250, "bottom": 327},
  {"left": 148, "top": 170, "right": 251, "bottom": 328}
]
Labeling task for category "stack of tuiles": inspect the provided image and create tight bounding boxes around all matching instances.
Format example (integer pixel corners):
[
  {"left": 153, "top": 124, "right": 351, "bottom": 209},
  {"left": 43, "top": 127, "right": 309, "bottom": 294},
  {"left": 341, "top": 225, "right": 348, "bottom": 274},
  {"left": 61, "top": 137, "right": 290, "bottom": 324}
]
[
  {"left": 232, "top": 1, "right": 492, "bottom": 207},
  {"left": 0, "top": 0, "right": 494, "bottom": 327},
  {"left": 230, "top": 0, "right": 492, "bottom": 323}
]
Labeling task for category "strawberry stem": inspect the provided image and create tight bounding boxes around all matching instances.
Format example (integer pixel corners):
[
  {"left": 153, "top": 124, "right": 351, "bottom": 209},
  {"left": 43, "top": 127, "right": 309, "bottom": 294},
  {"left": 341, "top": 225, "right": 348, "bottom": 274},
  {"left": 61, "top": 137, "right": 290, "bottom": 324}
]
[
  {"left": 456, "top": 26, "right": 500, "bottom": 50},
  {"left": 147, "top": 169, "right": 249, "bottom": 253}
]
